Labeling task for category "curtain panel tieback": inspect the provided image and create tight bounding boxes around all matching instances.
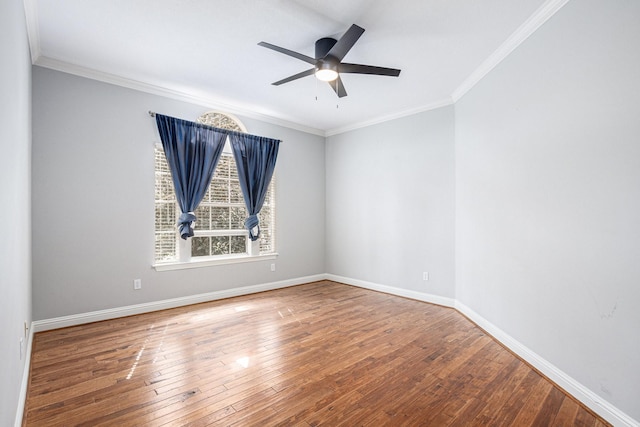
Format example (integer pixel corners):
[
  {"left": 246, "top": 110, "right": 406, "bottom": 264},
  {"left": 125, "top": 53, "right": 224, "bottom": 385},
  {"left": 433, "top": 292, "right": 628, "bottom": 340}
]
[
  {"left": 230, "top": 133, "right": 280, "bottom": 242},
  {"left": 155, "top": 113, "right": 228, "bottom": 241},
  {"left": 178, "top": 212, "right": 197, "bottom": 239},
  {"left": 154, "top": 112, "right": 280, "bottom": 243},
  {"left": 244, "top": 214, "right": 260, "bottom": 241}
]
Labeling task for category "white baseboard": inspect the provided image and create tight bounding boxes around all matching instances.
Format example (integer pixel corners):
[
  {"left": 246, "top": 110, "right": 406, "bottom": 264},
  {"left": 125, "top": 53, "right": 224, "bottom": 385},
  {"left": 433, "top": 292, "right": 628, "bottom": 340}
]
[
  {"left": 14, "top": 274, "right": 318, "bottom": 426},
  {"left": 14, "top": 323, "right": 34, "bottom": 427},
  {"left": 21, "top": 273, "right": 638, "bottom": 427},
  {"left": 31, "top": 274, "right": 325, "bottom": 333},
  {"left": 325, "top": 274, "right": 637, "bottom": 427},
  {"left": 325, "top": 274, "right": 456, "bottom": 308},
  {"left": 455, "top": 301, "right": 638, "bottom": 427}
]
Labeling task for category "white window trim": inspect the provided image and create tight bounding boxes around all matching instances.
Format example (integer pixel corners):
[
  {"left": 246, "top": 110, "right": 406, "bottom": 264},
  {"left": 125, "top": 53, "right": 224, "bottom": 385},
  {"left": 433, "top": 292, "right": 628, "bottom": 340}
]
[
  {"left": 176, "top": 230, "right": 257, "bottom": 262},
  {"left": 153, "top": 252, "right": 278, "bottom": 271},
  {"left": 153, "top": 112, "right": 277, "bottom": 270}
]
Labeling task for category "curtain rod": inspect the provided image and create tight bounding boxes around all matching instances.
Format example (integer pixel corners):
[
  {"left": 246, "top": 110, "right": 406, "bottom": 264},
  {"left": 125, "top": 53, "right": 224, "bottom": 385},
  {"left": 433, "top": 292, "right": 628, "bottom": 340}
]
[{"left": 147, "top": 110, "right": 281, "bottom": 142}]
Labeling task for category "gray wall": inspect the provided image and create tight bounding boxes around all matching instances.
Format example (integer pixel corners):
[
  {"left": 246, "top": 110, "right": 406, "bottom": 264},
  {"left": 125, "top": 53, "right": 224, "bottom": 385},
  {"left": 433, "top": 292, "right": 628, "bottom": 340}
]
[
  {"left": 32, "top": 67, "right": 325, "bottom": 320},
  {"left": 326, "top": 106, "right": 456, "bottom": 298},
  {"left": 0, "top": 0, "right": 32, "bottom": 425},
  {"left": 455, "top": 0, "right": 640, "bottom": 420},
  {"left": 25, "top": 0, "right": 639, "bottom": 422}
]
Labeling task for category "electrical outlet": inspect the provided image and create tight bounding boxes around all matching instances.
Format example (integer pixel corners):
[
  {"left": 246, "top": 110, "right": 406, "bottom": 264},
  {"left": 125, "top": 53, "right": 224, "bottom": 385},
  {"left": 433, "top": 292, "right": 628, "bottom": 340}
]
[
  {"left": 134, "top": 279, "right": 142, "bottom": 290},
  {"left": 423, "top": 272, "right": 429, "bottom": 281},
  {"left": 270, "top": 263, "right": 276, "bottom": 272}
]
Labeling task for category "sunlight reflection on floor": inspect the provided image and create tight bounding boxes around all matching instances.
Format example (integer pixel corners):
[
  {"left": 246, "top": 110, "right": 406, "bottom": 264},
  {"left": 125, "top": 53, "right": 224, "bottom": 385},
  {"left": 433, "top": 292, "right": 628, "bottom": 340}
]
[{"left": 236, "top": 356, "right": 250, "bottom": 368}]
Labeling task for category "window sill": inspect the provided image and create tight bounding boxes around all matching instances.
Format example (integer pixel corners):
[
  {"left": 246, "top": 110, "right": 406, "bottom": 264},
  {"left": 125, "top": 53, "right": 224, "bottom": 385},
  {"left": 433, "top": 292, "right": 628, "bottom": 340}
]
[{"left": 153, "top": 253, "right": 278, "bottom": 271}]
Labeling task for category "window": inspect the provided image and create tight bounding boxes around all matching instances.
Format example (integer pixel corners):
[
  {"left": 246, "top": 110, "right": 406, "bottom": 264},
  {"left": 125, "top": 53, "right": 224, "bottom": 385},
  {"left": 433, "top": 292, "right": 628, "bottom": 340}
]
[{"left": 154, "top": 112, "right": 276, "bottom": 268}]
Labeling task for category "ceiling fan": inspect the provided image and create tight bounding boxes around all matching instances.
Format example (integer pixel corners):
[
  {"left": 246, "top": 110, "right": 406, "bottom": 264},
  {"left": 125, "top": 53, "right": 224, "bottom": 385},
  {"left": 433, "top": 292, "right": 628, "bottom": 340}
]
[{"left": 258, "top": 24, "right": 401, "bottom": 98}]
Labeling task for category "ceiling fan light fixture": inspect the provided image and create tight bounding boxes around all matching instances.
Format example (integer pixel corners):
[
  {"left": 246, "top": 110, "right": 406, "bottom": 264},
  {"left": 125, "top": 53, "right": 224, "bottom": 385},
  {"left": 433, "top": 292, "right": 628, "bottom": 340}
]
[
  {"left": 259, "top": 24, "right": 401, "bottom": 97},
  {"left": 315, "top": 62, "right": 338, "bottom": 82}
]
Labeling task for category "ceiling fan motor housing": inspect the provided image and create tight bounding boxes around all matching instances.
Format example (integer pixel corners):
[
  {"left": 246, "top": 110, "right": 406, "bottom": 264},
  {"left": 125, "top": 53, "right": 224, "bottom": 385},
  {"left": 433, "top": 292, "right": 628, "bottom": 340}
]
[
  {"left": 315, "top": 37, "right": 338, "bottom": 59},
  {"left": 258, "top": 24, "right": 400, "bottom": 97}
]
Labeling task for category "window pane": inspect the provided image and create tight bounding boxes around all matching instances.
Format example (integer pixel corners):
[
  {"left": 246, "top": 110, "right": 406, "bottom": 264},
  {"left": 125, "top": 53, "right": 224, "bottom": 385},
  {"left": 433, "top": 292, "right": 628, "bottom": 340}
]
[
  {"left": 258, "top": 206, "right": 271, "bottom": 224},
  {"left": 156, "top": 174, "right": 174, "bottom": 201},
  {"left": 211, "top": 236, "right": 229, "bottom": 255},
  {"left": 201, "top": 183, "right": 212, "bottom": 203},
  {"left": 230, "top": 206, "right": 246, "bottom": 229},
  {"left": 154, "top": 146, "right": 178, "bottom": 262},
  {"left": 193, "top": 205, "right": 211, "bottom": 231},
  {"left": 155, "top": 141, "right": 275, "bottom": 263},
  {"left": 155, "top": 232, "right": 176, "bottom": 262},
  {"left": 155, "top": 203, "right": 176, "bottom": 231},
  {"left": 214, "top": 156, "right": 230, "bottom": 178},
  {"left": 230, "top": 180, "right": 243, "bottom": 204},
  {"left": 211, "top": 206, "right": 229, "bottom": 229},
  {"left": 211, "top": 179, "right": 229, "bottom": 203},
  {"left": 229, "top": 161, "right": 239, "bottom": 180},
  {"left": 155, "top": 149, "right": 170, "bottom": 173},
  {"left": 262, "top": 187, "right": 272, "bottom": 206},
  {"left": 192, "top": 236, "right": 210, "bottom": 257},
  {"left": 230, "top": 236, "right": 246, "bottom": 254},
  {"left": 259, "top": 228, "right": 273, "bottom": 254}
]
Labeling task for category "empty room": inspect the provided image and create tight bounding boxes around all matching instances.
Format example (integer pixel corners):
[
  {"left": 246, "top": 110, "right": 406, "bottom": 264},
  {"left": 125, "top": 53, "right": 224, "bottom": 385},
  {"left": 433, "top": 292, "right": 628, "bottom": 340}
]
[{"left": 2, "top": 0, "right": 638, "bottom": 425}]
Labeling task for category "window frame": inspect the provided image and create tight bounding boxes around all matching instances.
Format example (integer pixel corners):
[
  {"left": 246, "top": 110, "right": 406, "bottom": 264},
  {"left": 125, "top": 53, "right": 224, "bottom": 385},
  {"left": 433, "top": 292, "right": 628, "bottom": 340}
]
[
  {"left": 152, "top": 113, "right": 278, "bottom": 271},
  {"left": 188, "top": 148, "right": 252, "bottom": 259}
]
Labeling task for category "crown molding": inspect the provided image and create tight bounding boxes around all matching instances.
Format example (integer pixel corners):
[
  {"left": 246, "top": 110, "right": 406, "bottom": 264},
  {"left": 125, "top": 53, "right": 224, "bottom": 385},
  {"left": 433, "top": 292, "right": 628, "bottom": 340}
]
[
  {"left": 33, "top": 56, "right": 326, "bottom": 137},
  {"left": 23, "top": 0, "right": 40, "bottom": 63},
  {"left": 452, "top": 0, "right": 571, "bottom": 102},
  {"left": 325, "top": 97, "right": 454, "bottom": 137},
  {"left": 25, "top": 0, "right": 571, "bottom": 138},
  {"left": 34, "top": 54, "right": 456, "bottom": 138}
]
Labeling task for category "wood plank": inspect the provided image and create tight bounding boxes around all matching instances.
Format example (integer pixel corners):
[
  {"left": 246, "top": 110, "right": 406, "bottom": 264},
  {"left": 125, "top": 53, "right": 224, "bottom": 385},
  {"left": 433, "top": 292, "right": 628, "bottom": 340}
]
[
  {"left": 552, "top": 396, "right": 581, "bottom": 426},
  {"left": 23, "top": 281, "right": 610, "bottom": 426}
]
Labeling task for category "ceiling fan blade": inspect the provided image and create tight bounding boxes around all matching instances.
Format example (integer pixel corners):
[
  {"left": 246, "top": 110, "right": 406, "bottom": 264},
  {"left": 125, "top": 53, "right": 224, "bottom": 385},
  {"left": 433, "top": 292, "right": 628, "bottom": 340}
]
[
  {"left": 258, "top": 42, "right": 316, "bottom": 65},
  {"left": 328, "top": 76, "right": 348, "bottom": 98},
  {"left": 339, "top": 63, "right": 401, "bottom": 77},
  {"left": 325, "top": 24, "right": 365, "bottom": 61},
  {"left": 272, "top": 68, "right": 315, "bottom": 85}
]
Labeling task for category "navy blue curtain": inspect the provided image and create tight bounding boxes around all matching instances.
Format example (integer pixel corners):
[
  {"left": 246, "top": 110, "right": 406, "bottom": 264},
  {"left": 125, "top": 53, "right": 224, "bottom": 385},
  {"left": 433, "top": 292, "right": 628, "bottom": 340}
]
[
  {"left": 155, "top": 114, "right": 228, "bottom": 239},
  {"left": 229, "top": 133, "right": 280, "bottom": 241}
]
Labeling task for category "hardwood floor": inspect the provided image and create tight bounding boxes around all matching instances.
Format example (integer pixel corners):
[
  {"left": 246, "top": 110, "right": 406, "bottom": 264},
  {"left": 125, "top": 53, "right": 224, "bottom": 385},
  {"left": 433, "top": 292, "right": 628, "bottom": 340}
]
[{"left": 24, "top": 281, "right": 609, "bottom": 426}]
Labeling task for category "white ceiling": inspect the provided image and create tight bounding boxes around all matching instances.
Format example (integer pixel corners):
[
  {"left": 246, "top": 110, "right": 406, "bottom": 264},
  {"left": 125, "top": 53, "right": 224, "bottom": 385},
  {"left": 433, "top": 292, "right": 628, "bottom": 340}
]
[{"left": 25, "top": 0, "right": 565, "bottom": 135}]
